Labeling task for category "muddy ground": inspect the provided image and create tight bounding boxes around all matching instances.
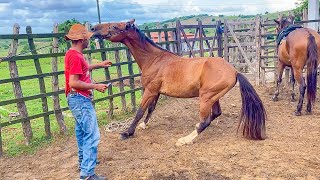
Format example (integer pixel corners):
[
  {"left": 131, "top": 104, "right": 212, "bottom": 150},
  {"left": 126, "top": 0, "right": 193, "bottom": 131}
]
[{"left": 0, "top": 85, "right": 319, "bottom": 180}]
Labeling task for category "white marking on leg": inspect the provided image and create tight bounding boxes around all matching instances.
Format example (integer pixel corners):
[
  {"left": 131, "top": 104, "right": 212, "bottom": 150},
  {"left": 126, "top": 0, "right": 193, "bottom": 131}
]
[
  {"left": 175, "top": 130, "right": 198, "bottom": 146},
  {"left": 138, "top": 122, "right": 147, "bottom": 130}
]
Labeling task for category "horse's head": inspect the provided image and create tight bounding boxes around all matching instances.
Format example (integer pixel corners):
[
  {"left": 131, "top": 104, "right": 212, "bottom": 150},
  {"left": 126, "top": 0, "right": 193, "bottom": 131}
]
[
  {"left": 91, "top": 19, "right": 136, "bottom": 42},
  {"left": 274, "top": 16, "right": 294, "bottom": 33}
]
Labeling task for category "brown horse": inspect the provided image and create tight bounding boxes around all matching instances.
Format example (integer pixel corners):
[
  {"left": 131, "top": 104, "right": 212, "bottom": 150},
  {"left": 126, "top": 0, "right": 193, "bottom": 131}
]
[
  {"left": 92, "top": 19, "right": 266, "bottom": 146},
  {"left": 273, "top": 16, "right": 320, "bottom": 116}
]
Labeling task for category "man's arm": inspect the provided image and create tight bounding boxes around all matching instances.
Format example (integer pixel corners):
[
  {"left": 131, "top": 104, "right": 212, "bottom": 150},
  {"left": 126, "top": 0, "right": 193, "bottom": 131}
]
[
  {"left": 69, "top": 74, "right": 107, "bottom": 93},
  {"left": 88, "top": 60, "right": 112, "bottom": 71}
]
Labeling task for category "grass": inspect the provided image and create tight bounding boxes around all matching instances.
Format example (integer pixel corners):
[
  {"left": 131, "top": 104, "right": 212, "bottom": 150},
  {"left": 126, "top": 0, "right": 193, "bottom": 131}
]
[{"left": 0, "top": 43, "right": 143, "bottom": 157}]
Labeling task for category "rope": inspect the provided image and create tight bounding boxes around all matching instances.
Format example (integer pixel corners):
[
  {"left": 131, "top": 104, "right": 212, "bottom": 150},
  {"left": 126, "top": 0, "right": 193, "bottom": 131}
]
[{"left": 104, "top": 115, "right": 158, "bottom": 133}]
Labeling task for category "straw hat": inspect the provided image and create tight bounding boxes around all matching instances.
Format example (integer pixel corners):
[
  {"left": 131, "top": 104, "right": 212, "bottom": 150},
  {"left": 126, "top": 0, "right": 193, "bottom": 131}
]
[{"left": 64, "top": 24, "right": 93, "bottom": 40}]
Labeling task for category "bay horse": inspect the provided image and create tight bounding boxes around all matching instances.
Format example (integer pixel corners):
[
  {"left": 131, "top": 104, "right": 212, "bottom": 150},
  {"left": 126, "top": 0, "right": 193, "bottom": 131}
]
[
  {"left": 273, "top": 16, "right": 320, "bottom": 116},
  {"left": 92, "top": 19, "right": 266, "bottom": 146}
]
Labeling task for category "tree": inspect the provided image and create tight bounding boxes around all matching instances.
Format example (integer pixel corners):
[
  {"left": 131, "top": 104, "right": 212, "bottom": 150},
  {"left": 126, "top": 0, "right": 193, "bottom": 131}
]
[{"left": 294, "top": 0, "right": 320, "bottom": 16}]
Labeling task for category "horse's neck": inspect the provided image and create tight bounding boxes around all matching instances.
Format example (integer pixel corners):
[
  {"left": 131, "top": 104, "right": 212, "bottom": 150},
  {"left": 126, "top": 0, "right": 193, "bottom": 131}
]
[{"left": 123, "top": 38, "right": 165, "bottom": 71}]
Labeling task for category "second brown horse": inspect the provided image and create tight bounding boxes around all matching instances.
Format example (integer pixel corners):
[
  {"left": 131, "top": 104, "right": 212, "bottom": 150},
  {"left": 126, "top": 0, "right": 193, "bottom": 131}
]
[
  {"left": 273, "top": 16, "right": 320, "bottom": 116},
  {"left": 92, "top": 19, "right": 266, "bottom": 146}
]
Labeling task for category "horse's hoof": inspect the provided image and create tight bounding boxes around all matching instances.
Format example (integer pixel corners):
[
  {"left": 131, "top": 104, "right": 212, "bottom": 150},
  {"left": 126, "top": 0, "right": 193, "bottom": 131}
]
[
  {"left": 305, "top": 110, "right": 312, "bottom": 115},
  {"left": 294, "top": 111, "right": 302, "bottom": 116},
  {"left": 120, "top": 132, "right": 131, "bottom": 140},
  {"left": 175, "top": 139, "right": 186, "bottom": 147},
  {"left": 272, "top": 96, "right": 279, "bottom": 102},
  {"left": 175, "top": 137, "right": 193, "bottom": 147},
  {"left": 138, "top": 122, "right": 148, "bottom": 130}
]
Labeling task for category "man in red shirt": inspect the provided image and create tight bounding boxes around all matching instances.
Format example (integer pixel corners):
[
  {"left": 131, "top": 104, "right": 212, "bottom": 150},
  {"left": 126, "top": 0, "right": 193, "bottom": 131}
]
[{"left": 64, "top": 24, "right": 111, "bottom": 180}]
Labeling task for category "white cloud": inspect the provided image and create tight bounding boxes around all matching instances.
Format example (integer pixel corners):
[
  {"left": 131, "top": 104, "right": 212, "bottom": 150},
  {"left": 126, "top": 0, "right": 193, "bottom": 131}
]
[{"left": 0, "top": 0, "right": 299, "bottom": 34}]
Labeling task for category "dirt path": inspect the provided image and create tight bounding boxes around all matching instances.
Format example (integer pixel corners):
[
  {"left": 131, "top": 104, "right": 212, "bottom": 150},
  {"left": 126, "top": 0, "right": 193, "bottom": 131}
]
[{"left": 0, "top": 86, "right": 319, "bottom": 180}]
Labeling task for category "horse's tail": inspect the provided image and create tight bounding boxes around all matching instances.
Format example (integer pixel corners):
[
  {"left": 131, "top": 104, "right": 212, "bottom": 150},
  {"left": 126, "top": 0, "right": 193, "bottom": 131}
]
[
  {"left": 306, "top": 33, "right": 318, "bottom": 105},
  {"left": 236, "top": 73, "right": 266, "bottom": 140}
]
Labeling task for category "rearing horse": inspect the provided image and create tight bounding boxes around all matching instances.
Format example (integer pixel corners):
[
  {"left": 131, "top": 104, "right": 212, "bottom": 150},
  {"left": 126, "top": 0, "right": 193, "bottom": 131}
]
[
  {"left": 92, "top": 19, "right": 266, "bottom": 146},
  {"left": 273, "top": 16, "right": 320, "bottom": 116}
]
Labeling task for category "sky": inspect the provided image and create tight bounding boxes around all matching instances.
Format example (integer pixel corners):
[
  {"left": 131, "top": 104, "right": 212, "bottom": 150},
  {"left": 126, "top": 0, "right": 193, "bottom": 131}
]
[{"left": 0, "top": 0, "right": 297, "bottom": 34}]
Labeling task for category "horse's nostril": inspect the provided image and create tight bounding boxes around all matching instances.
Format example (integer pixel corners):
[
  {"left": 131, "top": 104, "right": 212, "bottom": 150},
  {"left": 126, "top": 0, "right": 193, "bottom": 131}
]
[{"left": 91, "top": 27, "right": 95, "bottom": 31}]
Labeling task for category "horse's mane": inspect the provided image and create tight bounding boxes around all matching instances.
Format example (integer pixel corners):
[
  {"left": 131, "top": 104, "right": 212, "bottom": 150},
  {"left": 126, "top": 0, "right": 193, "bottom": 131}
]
[{"left": 132, "top": 27, "right": 176, "bottom": 55}]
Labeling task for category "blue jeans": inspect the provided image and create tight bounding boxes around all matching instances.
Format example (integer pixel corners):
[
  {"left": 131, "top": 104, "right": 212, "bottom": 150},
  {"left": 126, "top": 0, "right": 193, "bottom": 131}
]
[{"left": 67, "top": 94, "right": 100, "bottom": 177}]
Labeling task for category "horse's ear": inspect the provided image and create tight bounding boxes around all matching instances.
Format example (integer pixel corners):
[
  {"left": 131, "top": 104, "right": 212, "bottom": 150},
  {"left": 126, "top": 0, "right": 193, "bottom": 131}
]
[
  {"left": 274, "top": 19, "right": 280, "bottom": 24},
  {"left": 288, "top": 15, "right": 295, "bottom": 23},
  {"left": 126, "top": 19, "right": 135, "bottom": 29}
]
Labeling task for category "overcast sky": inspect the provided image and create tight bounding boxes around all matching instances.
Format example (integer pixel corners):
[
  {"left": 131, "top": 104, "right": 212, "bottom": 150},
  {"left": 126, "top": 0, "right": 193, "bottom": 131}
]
[{"left": 0, "top": 0, "right": 296, "bottom": 34}]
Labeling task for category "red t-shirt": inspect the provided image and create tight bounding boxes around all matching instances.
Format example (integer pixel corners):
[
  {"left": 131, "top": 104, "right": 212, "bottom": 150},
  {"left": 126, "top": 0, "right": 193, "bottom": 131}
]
[{"left": 64, "top": 49, "right": 92, "bottom": 97}]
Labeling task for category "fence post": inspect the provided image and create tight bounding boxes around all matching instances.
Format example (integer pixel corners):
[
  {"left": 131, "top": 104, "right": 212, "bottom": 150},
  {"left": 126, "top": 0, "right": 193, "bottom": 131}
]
[
  {"left": 126, "top": 49, "right": 136, "bottom": 112},
  {"left": 175, "top": 20, "right": 182, "bottom": 56},
  {"left": 98, "top": 40, "right": 114, "bottom": 118},
  {"left": 0, "top": 127, "right": 2, "bottom": 157},
  {"left": 255, "top": 16, "right": 262, "bottom": 85},
  {"left": 217, "top": 20, "right": 223, "bottom": 57},
  {"left": 163, "top": 24, "right": 170, "bottom": 50},
  {"left": 51, "top": 23, "right": 67, "bottom": 134},
  {"left": 198, "top": 20, "right": 204, "bottom": 57},
  {"left": 8, "top": 24, "right": 33, "bottom": 144},
  {"left": 26, "top": 26, "right": 51, "bottom": 138},
  {"left": 223, "top": 19, "right": 229, "bottom": 61},
  {"left": 261, "top": 18, "right": 267, "bottom": 86},
  {"left": 115, "top": 50, "right": 127, "bottom": 112}
]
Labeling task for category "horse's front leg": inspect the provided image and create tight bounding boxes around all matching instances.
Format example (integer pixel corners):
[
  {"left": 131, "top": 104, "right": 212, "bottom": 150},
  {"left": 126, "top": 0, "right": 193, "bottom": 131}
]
[
  {"left": 272, "top": 61, "right": 286, "bottom": 101},
  {"left": 120, "top": 89, "right": 159, "bottom": 140},
  {"left": 138, "top": 93, "right": 160, "bottom": 130}
]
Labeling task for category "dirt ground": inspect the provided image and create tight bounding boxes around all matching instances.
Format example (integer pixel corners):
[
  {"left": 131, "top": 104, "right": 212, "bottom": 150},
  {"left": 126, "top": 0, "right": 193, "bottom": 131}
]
[{"left": 0, "top": 85, "right": 320, "bottom": 180}]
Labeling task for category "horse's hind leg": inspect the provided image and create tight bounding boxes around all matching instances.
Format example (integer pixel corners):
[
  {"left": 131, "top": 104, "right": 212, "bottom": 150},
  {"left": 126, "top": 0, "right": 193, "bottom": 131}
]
[
  {"left": 175, "top": 92, "right": 225, "bottom": 146},
  {"left": 272, "top": 61, "right": 286, "bottom": 101},
  {"left": 293, "top": 68, "right": 306, "bottom": 116},
  {"left": 139, "top": 94, "right": 160, "bottom": 129},
  {"left": 211, "top": 100, "right": 222, "bottom": 121},
  {"left": 290, "top": 67, "right": 296, "bottom": 102}
]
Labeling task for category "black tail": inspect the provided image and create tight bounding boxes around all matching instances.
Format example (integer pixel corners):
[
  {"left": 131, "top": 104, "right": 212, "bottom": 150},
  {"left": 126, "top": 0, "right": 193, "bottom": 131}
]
[
  {"left": 237, "top": 73, "right": 266, "bottom": 140},
  {"left": 306, "top": 34, "right": 318, "bottom": 105}
]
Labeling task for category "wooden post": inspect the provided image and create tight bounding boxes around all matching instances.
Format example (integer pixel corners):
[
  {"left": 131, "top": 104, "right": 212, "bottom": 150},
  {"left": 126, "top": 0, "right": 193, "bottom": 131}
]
[
  {"left": 223, "top": 19, "right": 229, "bottom": 61},
  {"left": 26, "top": 26, "right": 51, "bottom": 138},
  {"left": 163, "top": 24, "right": 170, "bottom": 50},
  {"left": 261, "top": 18, "right": 267, "bottom": 86},
  {"left": 198, "top": 20, "right": 204, "bottom": 57},
  {"left": 157, "top": 22, "right": 162, "bottom": 44},
  {"left": 115, "top": 50, "right": 127, "bottom": 111},
  {"left": 98, "top": 40, "right": 114, "bottom": 118},
  {"left": 175, "top": 20, "right": 182, "bottom": 56},
  {"left": 303, "top": 8, "right": 308, "bottom": 27},
  {"left": 64, "top": 26, "right": 71, "bottom": 50},
  {"left": 126, "top": 49, "right": 136, "bottom": 112},
  {"left": 255, "top": 16, "right": 262, "bottom": 85},
  {"left": 51, "top": 23, "right": 67, "bottom": 134},
  {"left": 0, "top": 127, "right": 2, "bottom": 157},
  {"left": 170, "top": 30, "right": 177, "bottom": 53},
  {"left": 217, "top": 20, "right": 223, "bottom": 57},
  {"left": 190, "top": 28, "right": 199, "bottom": 57},
  {"left": 144, "top": 26, "right": 151, "bottom": 39},
  {"left": 8, "top": 24, "right": 33, "bottom": 144}
]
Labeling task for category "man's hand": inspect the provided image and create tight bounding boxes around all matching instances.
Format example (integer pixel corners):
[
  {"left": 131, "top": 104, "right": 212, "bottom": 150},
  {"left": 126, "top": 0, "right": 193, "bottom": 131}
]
[
  {"left": 94, "top": 83, "right": 108, "bottom": 93},
  {"left": 98, "top": 60, "right": 112, "bottom": 68}
]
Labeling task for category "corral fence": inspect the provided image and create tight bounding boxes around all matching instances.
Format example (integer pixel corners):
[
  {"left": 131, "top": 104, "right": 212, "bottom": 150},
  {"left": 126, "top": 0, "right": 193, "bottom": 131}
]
[{"left": 0, "top": 15, "right": 320, "bottom": 156}]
